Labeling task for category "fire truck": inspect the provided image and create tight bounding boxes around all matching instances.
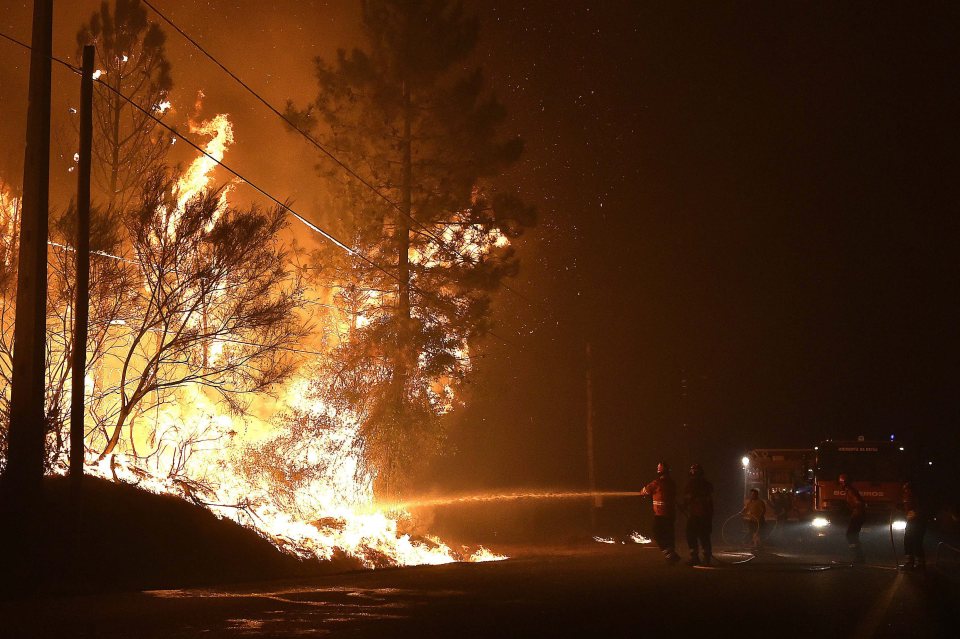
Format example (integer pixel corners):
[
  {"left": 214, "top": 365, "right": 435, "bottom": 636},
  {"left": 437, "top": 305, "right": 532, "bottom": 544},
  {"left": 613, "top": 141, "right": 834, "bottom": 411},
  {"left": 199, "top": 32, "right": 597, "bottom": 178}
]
[
  {"left": 742, "top": 448, "right": 815, "bottom": 522},
  {"left": 809, "top": 438, "right": 909, "bottom": 530}
]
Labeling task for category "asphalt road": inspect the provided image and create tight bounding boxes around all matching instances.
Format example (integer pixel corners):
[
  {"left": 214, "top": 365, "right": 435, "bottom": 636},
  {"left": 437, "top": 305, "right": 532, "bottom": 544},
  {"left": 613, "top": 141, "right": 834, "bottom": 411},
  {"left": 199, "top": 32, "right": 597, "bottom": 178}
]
[{"left": 3, "top": 535, "right": 956, "bottom": 638}]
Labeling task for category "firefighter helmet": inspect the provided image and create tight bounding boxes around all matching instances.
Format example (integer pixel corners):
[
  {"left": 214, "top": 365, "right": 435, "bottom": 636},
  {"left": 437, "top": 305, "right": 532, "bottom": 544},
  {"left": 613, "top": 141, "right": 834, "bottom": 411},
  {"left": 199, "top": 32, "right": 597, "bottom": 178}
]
[
  {"left": 657, "top": 462, "right": 670, "bottom": 475},
  {"left": 839, "top": 473, "right": 849, "bottom": 484},
  {"left": 689, "top": 463, "right": 703, "bottom": 477}
]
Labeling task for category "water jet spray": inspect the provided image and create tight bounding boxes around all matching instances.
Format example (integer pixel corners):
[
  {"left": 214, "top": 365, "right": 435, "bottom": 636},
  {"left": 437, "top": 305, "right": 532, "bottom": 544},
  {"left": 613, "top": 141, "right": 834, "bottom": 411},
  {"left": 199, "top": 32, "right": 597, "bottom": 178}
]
[{"left": 375, "top": 490, "right": 644, "bottom": 512}]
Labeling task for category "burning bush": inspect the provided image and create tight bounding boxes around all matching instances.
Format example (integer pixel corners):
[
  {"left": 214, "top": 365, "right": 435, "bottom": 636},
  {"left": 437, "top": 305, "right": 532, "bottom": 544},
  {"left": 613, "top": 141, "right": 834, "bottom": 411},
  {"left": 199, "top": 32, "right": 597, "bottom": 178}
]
[
  {"left": 89, "top": 171, "right": 308, "bottom": 462},
  {"left": 0, "top": 187, "right": 138, "bottom": 473},
  {"left": 0, "top": 169, "right": 308, "bottom": 476}
]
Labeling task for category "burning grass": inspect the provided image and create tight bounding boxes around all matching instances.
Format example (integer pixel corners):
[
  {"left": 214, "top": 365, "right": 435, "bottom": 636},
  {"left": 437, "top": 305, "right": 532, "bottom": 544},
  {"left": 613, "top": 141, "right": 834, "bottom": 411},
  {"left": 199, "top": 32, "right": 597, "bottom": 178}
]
[{"left": 60, "top": 390, "right": 505, "bottom": 570}]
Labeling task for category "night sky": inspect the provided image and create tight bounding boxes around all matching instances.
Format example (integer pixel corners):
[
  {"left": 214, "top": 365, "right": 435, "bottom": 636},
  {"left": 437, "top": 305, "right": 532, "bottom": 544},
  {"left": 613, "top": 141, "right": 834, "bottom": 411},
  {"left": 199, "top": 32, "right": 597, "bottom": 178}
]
[{"left": 1, "top": 2, "right": 958, "bottom": 508}]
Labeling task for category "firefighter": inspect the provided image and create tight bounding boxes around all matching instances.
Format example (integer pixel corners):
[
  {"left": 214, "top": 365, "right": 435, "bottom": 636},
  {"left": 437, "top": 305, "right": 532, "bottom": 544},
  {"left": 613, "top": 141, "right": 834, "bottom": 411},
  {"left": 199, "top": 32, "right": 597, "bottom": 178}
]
[
  {"left": 839, "top": 473, "right": 866, "bottom": 563},
  {"left": 640, "top": 462, "right": 680, "bottom": 563},
  {"left": 900, "top": 481, "right": 926, "bottom": 570},
  {"left": 741, "top": 488, "right": 766, "bottom": 549},
  {"left": 682, "top": 463, "right": 714, "bottom": 565}
]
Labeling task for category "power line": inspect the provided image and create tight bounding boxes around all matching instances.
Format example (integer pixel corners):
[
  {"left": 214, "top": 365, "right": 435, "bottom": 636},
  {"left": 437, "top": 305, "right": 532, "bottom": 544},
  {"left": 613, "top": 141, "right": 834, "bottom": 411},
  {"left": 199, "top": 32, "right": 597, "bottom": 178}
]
[
  {"left": 0, "top": 28, "right": 521, "bottom": 352},
  {"left": 1, "top": 34, "right": 356, "bottom": 257},
  {"left": 85, "top": 60, "right": 521, "bottom": 349},
  {"left": 141, "top": 0, "right": 470, "bottom": 257},
  {"left": 140, "top": 0, "right": 544, "bottom": 311}
]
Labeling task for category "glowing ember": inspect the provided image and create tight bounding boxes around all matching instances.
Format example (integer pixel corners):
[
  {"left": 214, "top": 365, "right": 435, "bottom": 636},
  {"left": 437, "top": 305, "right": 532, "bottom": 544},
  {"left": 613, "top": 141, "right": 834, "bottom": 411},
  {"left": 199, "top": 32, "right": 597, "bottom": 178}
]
[
  {"left": 468, "top": 546, "right": 505, "bottom": 562},
  {"left": 592, "top": 532, "right": 651, "bottom": 545},
  {"left": 629, "top": 532, "right": 652, "bottom": 544}
]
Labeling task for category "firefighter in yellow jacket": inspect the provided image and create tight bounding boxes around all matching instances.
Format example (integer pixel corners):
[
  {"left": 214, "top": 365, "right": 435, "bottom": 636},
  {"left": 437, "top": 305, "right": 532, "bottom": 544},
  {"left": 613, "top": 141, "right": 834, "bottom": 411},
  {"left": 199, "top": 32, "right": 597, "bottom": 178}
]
[
  {"left": 640, "top": 462, "right": 680, "bottom": 563},
  {"left": 742, "top": 488, "right": 766, "bottom": 549}
]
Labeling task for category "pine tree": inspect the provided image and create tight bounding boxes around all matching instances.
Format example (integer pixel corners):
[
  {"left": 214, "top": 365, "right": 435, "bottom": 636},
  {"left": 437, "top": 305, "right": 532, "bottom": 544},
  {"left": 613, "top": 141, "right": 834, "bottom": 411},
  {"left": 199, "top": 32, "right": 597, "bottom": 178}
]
[
  {"left": 288, "top": 0, "right": 535, "bottom": 497},
  {"left": 76, "top": 0, "right": 174, "bottom": 209}
]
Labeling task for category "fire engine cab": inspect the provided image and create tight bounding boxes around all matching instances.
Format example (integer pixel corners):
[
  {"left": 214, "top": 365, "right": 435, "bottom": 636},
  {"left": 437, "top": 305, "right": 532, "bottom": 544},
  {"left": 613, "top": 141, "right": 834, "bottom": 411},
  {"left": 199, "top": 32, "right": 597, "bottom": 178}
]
[{"left": 809, "top": 438, "right": 908, "bottom": 530}]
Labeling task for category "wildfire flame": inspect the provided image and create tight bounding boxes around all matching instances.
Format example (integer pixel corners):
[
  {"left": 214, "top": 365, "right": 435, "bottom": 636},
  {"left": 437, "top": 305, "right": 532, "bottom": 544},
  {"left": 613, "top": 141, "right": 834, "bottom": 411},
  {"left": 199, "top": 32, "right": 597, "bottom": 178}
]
[
  {"left": 66, "top": 381, "right": 504, "bottom": 568},
  {"left": 174, "top": 113, "right": 234, "bottom": 215},
  {"left": 0, "top": 111, "right": 506, "bottom": 569},
  {"left": 0, "top": 185, "right": 19, "bottom": 267}
]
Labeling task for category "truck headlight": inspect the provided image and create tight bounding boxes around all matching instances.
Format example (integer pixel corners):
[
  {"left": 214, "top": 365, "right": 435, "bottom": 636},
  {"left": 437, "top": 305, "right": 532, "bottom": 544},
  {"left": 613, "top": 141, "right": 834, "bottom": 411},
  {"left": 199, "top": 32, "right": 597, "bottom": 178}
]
[
  {"left": 892, "top": 520, "right": 907, "bottom": 531},
  {"left": 812, "top": 517, "right": 830, "bottom": 528}
]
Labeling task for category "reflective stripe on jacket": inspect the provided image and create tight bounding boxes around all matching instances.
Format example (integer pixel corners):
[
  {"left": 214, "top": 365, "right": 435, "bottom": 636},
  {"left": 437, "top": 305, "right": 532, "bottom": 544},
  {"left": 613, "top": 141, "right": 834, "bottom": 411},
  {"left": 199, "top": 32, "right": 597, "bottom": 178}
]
[{"left": 642, "top": 476, "right": 676, "bottom": 517}]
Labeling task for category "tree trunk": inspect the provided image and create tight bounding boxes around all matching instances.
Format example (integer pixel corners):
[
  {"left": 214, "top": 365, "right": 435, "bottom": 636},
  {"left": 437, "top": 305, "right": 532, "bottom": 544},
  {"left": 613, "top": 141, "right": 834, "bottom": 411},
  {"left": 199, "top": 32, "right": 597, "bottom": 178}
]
[
  {"left": 109, "top": 74, "right": 122, "bottom": 206},
  {"left": 100, "top": 404, "right": 131, "bottom": 459},
  {"left": 393, "top": 80, "right": 412, "bottom": 403}
]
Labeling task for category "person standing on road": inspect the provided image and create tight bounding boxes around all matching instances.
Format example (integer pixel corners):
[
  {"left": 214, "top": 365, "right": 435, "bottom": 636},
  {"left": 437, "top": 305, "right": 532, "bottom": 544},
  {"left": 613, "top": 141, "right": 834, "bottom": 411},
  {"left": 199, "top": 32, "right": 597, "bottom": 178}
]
[
  {"left": 742, "top": 488, "right": 766, "bottom": 550},
  {"left": 839, "top": 474, "right": 866, "bottom": 564},
  {"left": 900, "top": 481, "right": 927, "bottom": 570},
  {"left": 682, "top": 463, "right": 714, "bottom": 565},
  {"left": 640, "top": 462, "right": 680, "bottom": 563}
]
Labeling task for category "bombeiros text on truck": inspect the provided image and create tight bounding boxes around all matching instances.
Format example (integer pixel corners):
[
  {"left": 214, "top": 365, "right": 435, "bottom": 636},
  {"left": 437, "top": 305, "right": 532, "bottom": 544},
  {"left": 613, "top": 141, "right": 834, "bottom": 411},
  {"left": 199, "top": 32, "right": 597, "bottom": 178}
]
[
  {"left": 741, "top": 436, "right": 909, "bottom": 533},
  {"left": 809, "top": 437, "right": 908, "bottom": 532}
]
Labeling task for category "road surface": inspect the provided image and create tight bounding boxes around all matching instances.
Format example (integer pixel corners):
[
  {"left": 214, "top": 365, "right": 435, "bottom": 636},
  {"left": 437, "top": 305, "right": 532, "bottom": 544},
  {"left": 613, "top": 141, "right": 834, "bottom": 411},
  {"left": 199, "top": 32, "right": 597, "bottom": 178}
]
[{"left": 2, "top": 539, "right": 956, "bottom": 638}]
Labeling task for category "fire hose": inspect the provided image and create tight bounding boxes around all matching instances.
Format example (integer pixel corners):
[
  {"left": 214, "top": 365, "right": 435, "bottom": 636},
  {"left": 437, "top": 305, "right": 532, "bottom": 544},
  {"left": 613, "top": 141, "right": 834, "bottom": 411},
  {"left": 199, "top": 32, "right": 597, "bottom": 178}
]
[
  {"left": 719, "top": 510, "right": 778, "bottom": 549},
  {"left": 711, "top": 506, "right": 911, "bottom": 571}
]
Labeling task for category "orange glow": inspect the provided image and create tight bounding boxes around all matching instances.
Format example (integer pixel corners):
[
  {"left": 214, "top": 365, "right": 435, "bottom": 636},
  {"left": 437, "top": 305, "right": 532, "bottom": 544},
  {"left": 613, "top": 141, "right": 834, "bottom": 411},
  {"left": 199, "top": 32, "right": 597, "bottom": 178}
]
[
  {"left": 10, "top": 121, "right": 505, "bottom": 569},
  {"left": 0, "top": 183, "right": 19, "bottom": 266}
]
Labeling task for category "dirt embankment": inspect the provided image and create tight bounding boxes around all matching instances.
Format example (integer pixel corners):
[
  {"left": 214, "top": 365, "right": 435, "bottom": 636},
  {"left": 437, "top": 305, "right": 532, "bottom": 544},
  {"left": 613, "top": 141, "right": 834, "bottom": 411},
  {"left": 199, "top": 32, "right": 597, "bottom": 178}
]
[{"left": 0, "top": 476, "right": 360, "bottom": 596}]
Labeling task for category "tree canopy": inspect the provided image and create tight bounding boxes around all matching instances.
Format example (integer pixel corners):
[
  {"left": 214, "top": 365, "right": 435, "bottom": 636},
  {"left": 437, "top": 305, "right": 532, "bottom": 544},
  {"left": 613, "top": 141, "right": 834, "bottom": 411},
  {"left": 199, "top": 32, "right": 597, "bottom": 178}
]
[
  {"left": 287, "top": 0, "right": 535, "bottom": 497},
  {"left": 77, "top": 0, "right": 174, "bottom": 209}
]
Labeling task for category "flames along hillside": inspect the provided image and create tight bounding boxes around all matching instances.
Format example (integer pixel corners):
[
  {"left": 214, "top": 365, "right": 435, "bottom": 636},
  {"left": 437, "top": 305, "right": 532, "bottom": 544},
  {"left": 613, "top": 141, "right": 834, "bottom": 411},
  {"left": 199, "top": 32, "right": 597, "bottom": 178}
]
[{"left": 0, "top": 103, "right": 506, "bottom": 571}]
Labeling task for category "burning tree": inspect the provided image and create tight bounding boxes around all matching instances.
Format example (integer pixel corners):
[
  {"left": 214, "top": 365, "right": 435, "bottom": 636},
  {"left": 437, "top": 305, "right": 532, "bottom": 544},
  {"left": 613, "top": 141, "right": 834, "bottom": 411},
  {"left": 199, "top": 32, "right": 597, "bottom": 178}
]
[
  {"left": 0, "top": 166, "right": 307, "bottom": 478},
  {"left": 90, "top": 172, "right": 308, "bottom": 465},
  {"left": 76, "top": 0, "right": 174, "bottom": 209},
  {"left": 287, "top": 0, "right": 535, "bottom": 497},
  {"left": 0, "top": 186, "right": 21, "bottom": 470},
  {"left": 0, "top": 183, "right": 137, "bottom": 472}
]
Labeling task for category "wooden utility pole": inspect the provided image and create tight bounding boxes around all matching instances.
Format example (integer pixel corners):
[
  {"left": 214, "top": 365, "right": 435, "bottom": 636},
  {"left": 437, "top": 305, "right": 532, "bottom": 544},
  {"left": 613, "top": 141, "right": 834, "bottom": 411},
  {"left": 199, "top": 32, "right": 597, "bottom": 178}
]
[
  {"left": 70, "top": 45, "right": 95, "bottom": 489},
  {"left": 680, "top": 370, "right": 692, "bottom": 464},
  {"left": 5, "top": 0, "right": 53, "bottom": 505},
  {"left": 586, "top": 342, "right": 601, "bottom": 529}
]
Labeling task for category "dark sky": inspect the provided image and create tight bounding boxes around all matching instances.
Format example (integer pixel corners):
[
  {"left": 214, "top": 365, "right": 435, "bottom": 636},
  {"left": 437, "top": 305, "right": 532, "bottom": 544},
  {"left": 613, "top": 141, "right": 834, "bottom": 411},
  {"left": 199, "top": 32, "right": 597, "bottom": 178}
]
[
  {"left": 442, "top": 1, "right": 960, "bottom": 500},
  {"left": 1, "top": 2, "right": 958, "bottom": 503}
]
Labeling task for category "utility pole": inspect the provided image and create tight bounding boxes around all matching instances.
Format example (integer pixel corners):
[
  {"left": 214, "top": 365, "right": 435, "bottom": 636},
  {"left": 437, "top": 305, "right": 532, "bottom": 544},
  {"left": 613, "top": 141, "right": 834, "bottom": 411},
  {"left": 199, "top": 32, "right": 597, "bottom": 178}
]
[
  {"left": 681, "top": 370, "right": 690, "bottom": 463},
  {"left": 586, "top": 342, "right": 600, "bottom": 529},
  {"left": 70, "top": 45, "right": 95, "bottom": 490},
  {"left": 5, "top": 0, "right": 53, "bottom": 506},
  {"left": 2, "top": 0, "right": 54, "bottom": 592}
]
